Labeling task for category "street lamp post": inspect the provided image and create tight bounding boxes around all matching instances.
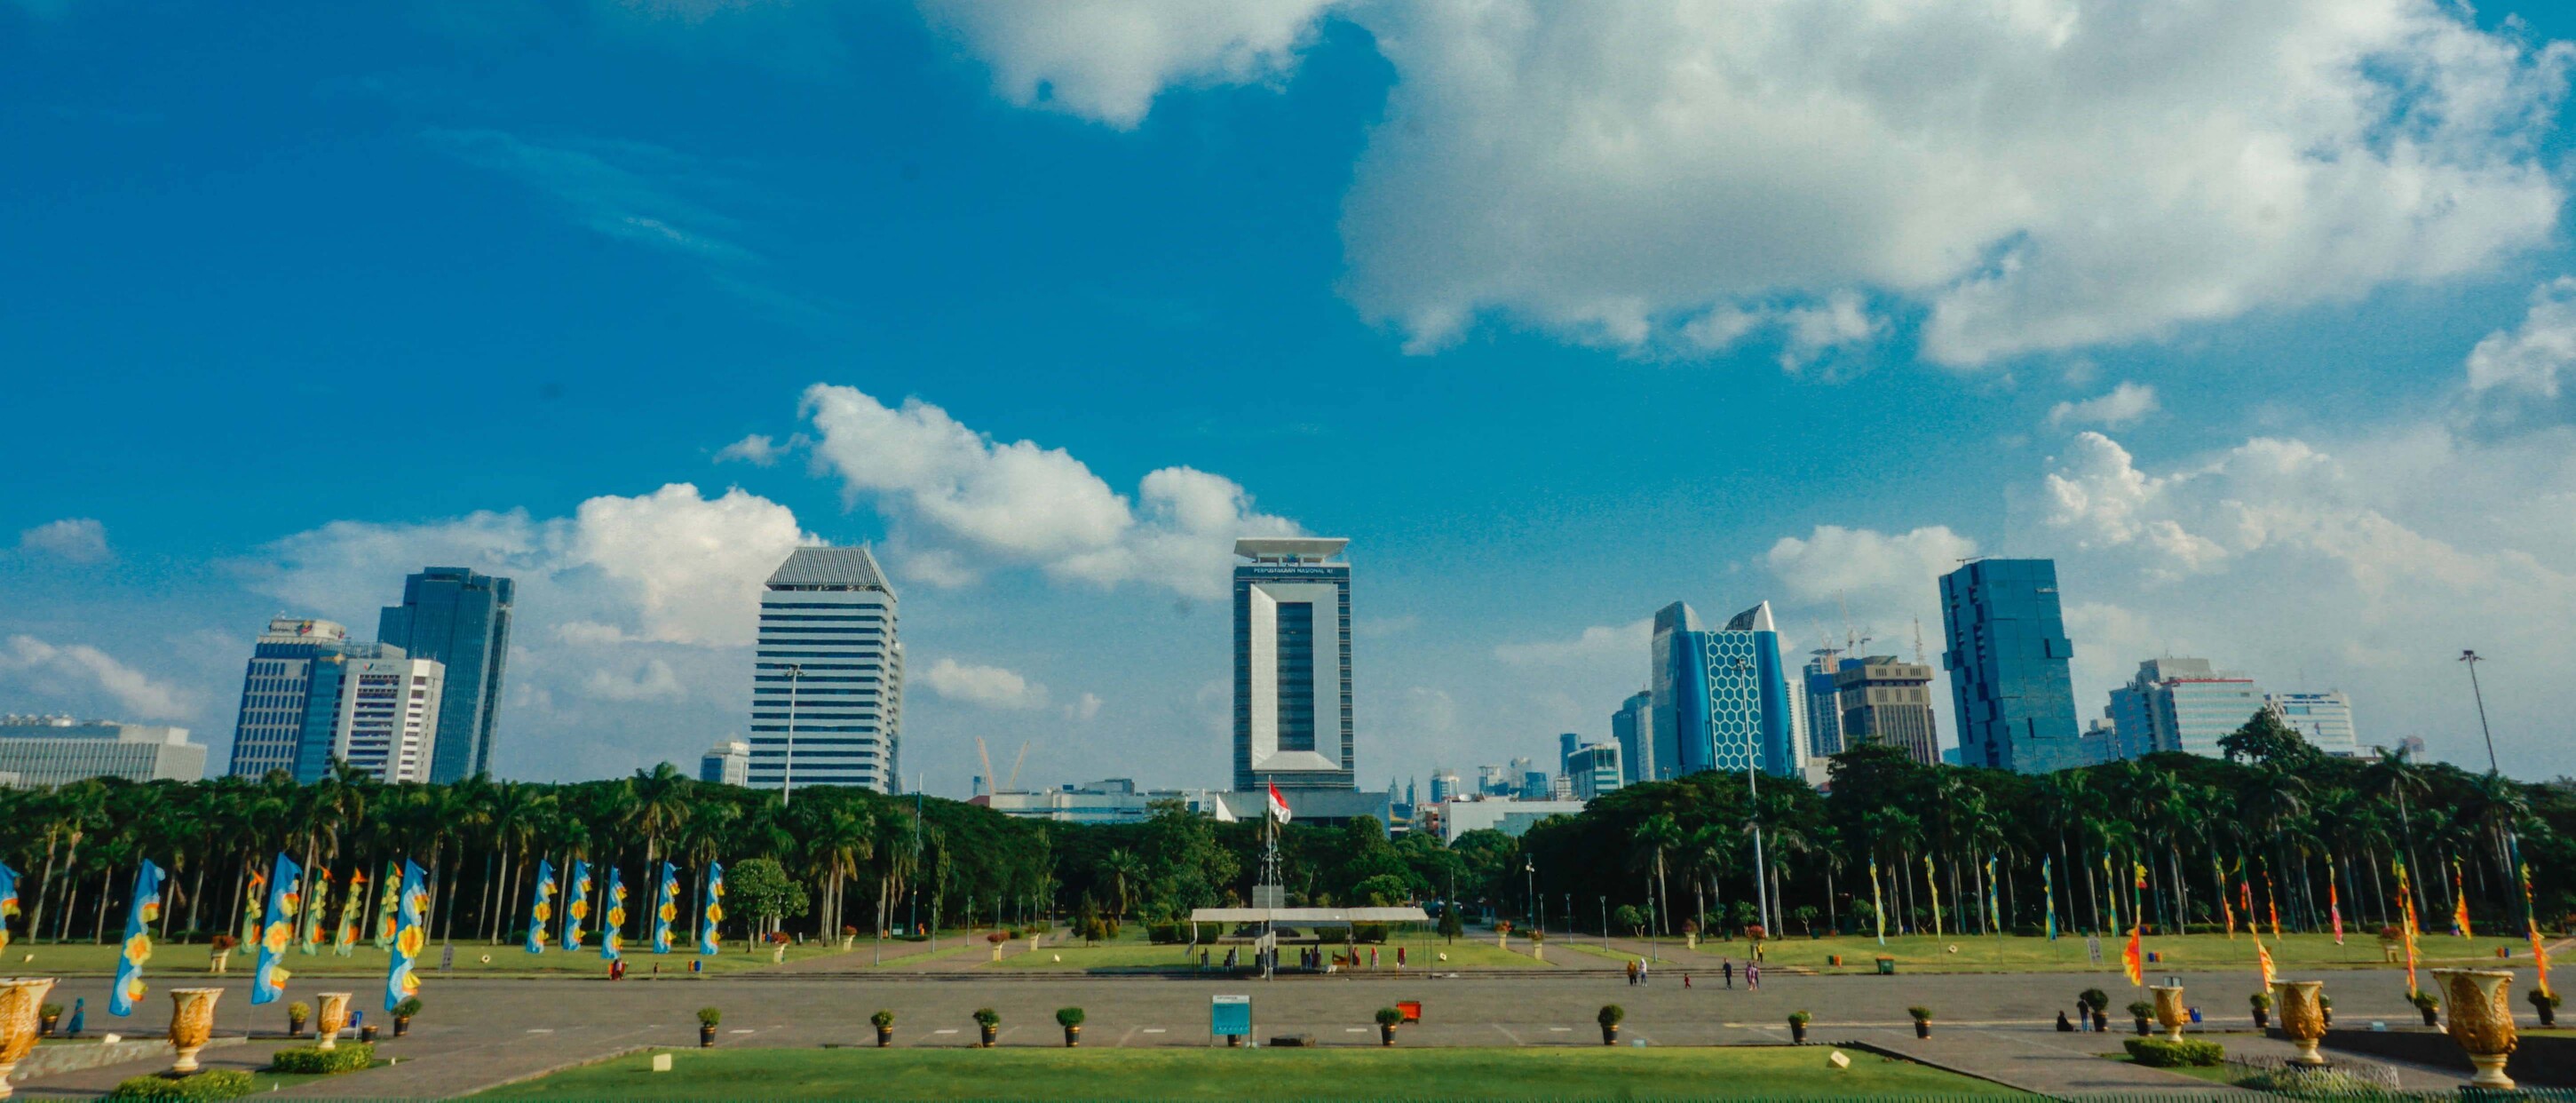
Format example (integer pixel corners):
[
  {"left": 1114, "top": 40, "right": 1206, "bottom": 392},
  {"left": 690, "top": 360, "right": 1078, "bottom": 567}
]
[
  {"left": 1736, "top": 657, "right": 1773, "bottom": 937},
  {"left": 780, "top": 663, "right": 804, "bottom": 805},
  {"left": 1525, "top": 858, "right": 1539, "bottom": 935},
  {"left": 2461, "top": 650, "right": 2500, "bottom": 774},
  {"left": 1599, "top": 896, "right": 1608, "bottom": 949}
]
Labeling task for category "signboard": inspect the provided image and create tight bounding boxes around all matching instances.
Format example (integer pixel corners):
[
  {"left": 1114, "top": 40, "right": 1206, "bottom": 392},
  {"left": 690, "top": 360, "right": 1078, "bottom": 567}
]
[{"left": 1210, "top": 995, "right": 1251, "bottom": 1038}]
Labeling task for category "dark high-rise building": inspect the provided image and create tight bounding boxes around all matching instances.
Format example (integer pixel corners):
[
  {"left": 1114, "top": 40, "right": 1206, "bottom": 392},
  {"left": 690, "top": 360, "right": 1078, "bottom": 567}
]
[
  {"left": 1938, "top": 558, "right": 2082, "bottom": 773},
  {"left": 378, "top": 567, "right": 515, "bottom": 782},
  {"left": 1611, "top": 689, "right": 1652, "bottom": 783},
  {"left": 1835, "top": 655, "right": 1940, "bottom": 766},
  {"left": 1233, "top": 537, "right": 1353, "bottom": 792}
]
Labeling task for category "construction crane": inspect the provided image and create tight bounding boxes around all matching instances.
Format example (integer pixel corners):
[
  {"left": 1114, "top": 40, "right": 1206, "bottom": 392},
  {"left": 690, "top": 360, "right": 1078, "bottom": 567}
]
[
  {"left": 975, "top": 736, "right": 995, "bottom": 797},
  {"left": 1006, "top": 741, "right": 1030, "bottom": 793}
]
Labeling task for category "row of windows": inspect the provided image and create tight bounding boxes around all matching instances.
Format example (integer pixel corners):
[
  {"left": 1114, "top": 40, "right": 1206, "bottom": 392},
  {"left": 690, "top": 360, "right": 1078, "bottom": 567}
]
[{"left": 760, "top": 601, "right": 896, "bottom": 610}]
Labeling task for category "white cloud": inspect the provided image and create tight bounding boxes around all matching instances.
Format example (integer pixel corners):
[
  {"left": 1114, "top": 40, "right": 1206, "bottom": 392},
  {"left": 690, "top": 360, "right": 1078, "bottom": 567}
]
[
  {"left": 1063, "top": 691, "right": 1103, "bottom": 722},
  {"left": 2048, "top": 382, "right": 2160, "bottom": 429},
  {"left": 1764, "top": 525, "right": 1978, "bottom": 604},
  {"left": 922, "top": 657, "right": 1050, "bottom": 710},
  {"left": 935, "top": 0, "right": 2568, "bottom": 367},
  {"left": 1494, "top": 618, "right": 1653, "bottom": 666},
  {"left": 716, "top": 433, "right": 789, "bottom": 465},
  {"left": 1397, "top": 686, "right": 1458, "bottom": 735},
  {"left": 0, "top": 635, "right": 194, "bottom": 720},
  {"left": 582, "top": 659, "right": 686, "bottom": 702},
  {"left": 16, "top": 518, "right": 109, "bottom": 563},
  {"left": 2467, "top": 276, "right": 2576, "bottom": 399},
  {"left": 800, "top": 384, "right": 1297, "bottom": 598},
  {"left": 916, "top": 0, "right": 1336, "bottom": 129},
  {"left": 1776, "top": 291, "right": 1882, "bottom": 370}
]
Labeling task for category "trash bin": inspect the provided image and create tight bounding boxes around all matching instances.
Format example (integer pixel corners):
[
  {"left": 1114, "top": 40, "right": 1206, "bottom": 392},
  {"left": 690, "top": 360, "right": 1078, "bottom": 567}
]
[{"left": 1875, "top": 956, "right": 1896, "bottom": 975}]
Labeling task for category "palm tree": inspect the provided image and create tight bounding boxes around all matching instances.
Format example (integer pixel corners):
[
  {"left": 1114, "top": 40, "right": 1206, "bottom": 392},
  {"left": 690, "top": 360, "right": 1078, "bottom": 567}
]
[{"left": 1634, "top": 813, "right": 1682, "bottom": 937}]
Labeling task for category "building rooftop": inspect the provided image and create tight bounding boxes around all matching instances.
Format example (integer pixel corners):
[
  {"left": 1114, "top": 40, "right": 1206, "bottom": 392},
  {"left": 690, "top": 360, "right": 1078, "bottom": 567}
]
[
  {"left": 258, "top": 617, "right": 349, "bottom": 644},
  {"left": 765, "top": 545, "right": 892, "bottom": 592},
  {"left": 1233, "top": 536, "right": 1347, "bottom": 562},
  {"left": 1723, "top": 600, "right": 1778, "bottom": 632}
]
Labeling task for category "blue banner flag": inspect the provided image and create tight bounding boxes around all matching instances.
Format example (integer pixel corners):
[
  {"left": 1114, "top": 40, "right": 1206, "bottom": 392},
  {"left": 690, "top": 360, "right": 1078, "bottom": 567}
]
[
  {"left": 251, "top": 852, "right": 302, "bottom": 1005},
  {"left": 698, "top": 861, "right": 725, "bottom": 956},
  {"left": 2043, "top": 856, "right": 2059, "bottom": 940},
  {"left": 601, "top": 867, "right": 627, "bottom": 961},
  {"left": 651, "top": 862, "right": 678, "bottom": 954},
  {"left": 107, "top": 861, "right": 166, "bottom": 1016},
  {"left": 384, "top": 860, "right": 428, "bottom": 1012},
  {"left": 562, "top": 860, "right": 590, "bottom": 951},
  {"left": 0, "top": 860, "right": 20, "bottom": 952},
  {"left": 526, "top": 859, "right": 556, "bottom": 955}
]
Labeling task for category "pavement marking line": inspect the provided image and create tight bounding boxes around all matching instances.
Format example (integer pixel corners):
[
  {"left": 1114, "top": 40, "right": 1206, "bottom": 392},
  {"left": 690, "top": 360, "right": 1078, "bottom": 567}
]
[
  {"left": 525, "top": 1028, "right": 553, "bottom": 1033},
  {"left": 1548, "top": 1028, "right": 1571, "bottom": 1032},
  {"left": 933, "top": 1028, "right": 959, "bottom": 1034},
  {"left": 1344, "top": 1028, "right": 1367, "bottom": 1032},
  {"left": 1141, "top": 1028, "right": 1166, "bottom": 1034}
]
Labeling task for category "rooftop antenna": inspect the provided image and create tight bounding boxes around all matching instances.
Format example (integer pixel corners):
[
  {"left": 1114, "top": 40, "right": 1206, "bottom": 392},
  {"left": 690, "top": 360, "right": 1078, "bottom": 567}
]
[
  {"left": 1838, "top": 591, "right": 1856, "bottom": 654},
  {"left": 1913, "top": 617, "right": 1926, "bottom": 665}
]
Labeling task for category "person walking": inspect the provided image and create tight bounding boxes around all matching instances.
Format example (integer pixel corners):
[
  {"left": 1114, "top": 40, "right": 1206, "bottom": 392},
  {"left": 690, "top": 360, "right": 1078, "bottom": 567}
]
[
  {"left": 1626, "top": 958, "right": 1638, "bottom": 986},
  {"left": 1746, "top": 960, "right": 1762, "bottom": 989},
  {"left": 1684, "top": 972, "right": 1692, "bottom": 989},
  {"left": 1723, "top": 959, "right": 1734, "bottom": 988}
]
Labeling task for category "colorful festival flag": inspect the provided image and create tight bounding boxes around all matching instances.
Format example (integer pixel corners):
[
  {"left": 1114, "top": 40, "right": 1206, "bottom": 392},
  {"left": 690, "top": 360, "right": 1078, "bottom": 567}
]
[
  {"left": 652, "top": 862, "right": 678, "bottom": 954},
  {"left": 601, "top": 867, "right": 628, "bottom": 961},
  {"left": 2122, "top": 923, "right": 2144, "bottom": 986},
  {"left": 373, "top": 861, "right": 399, "bottom": 949},
  {"left": 1984, "top": 855, "right": 2001, "bottom": 935},
  {"left": 698, "top": 861, "right": 725, "bottom": 956},
  {"left": 526, "top": 859, "right": 557, "bottom": 955},
  {"left": 299, "top": 866, "right": 331, "bottom": 955},
  {"left": 1924, "top": 855, "right": 1943, "bottom": 938},
  {"left": 2327, "top": 864, "right": 2344, "bottom": 945},
  {"left": 332, "top": 869, "right": 364, "bottom": 956},
  {"left": 2215, "top": 858, "right": 2235, "bottom": 939},
  {"left": 107, "top": 860, "right": 165, "bottom": 1016},
  {"left": 2523, "top": 861, "right": 2553, "bottom": 999},
  {"left": 2264, "top": 869, "right": 2283, "bottom": 939},
  {"left": 239, "top": 867, "right": 266, "bottom": 948},
  {"left": 2256, "top": 937, "right": 2278, "bottom": 989},
  {"left": 0, "top": 860, "right": 19, "bottom": 952},
  {"left": 384, "top": 860, "right": 428, "bottom": 1012},
  {"left": 2239, "top": 867, "right": 2254, "bottom": 933},
  {"left": 2396, "top": 859, "right": 2422, "bottom": 996},
  {"left": 563, "top": 861, "right": 591, "bottom": 951},
  {"left": 2041, "top": 857, "right": 2057, "bottom": 941},
  {"left": 2453, "top": 861, "right": 2475, "bottom": 938},
  {"left": 2103, "top": 852, "right": 2119, "bottom": 935},
  {"left": 251, "top": 852, "right": 301, "bottom": 1005}
]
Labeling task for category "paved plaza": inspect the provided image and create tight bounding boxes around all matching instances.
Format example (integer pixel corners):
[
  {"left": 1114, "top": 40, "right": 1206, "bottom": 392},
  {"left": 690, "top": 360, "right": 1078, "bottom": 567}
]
[{"left": 7, "top": 959, "right": 2537, "bottom": 1098}]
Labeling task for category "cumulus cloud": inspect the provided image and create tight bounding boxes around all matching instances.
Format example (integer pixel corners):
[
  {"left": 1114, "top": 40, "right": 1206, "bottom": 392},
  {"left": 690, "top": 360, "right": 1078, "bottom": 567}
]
[
  {"left": 800, "top": 384, "right": 1297, "bottom": 598},
  {"left": 2466, "top": 276, "right": 2576, "bottom": 400},
  {"left": 2048, "top": 382, "right": 2160, "bottom": 429},
  {"left": 1494, "top": 618, "right": 1653, "bottom": 666},
  {"left": 1766, "top": 525, "right": 1978, "bottom": 605},
  {"left": 922, "top": 657, "right": 1050, "bottom": 710},
  {"left": 1063, "top": 691, "right": 1103, "bottom": 722},
  {"left": 934, "top": 0, "right": 2567, "bottom": 367},
  {"left": 582, "top": 659, "right": 686, "bottom": 702},
  {"left": 0, "top": 635, "right": 194, "bottom": 719},
  {"left": 16, "top": 518, "right": 110, "bottom": 563},
  {"left": 716, "top": 433, "right": 789, "bottom": 465},
  {"left": 245, "top": 483, "right": 811, "bottom": 649},
  {"left": 917, "top": 0, "right": 1336, "bottom": 129}
]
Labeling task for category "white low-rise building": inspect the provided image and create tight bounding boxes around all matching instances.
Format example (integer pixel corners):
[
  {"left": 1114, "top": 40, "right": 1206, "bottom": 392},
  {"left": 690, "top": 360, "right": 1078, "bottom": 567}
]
[
  {"left": 1432, "top": 797, "right": 1589, "bottom": 844},
  {"left": 0, "top": 715, "right": 207, "bottom": 786}
]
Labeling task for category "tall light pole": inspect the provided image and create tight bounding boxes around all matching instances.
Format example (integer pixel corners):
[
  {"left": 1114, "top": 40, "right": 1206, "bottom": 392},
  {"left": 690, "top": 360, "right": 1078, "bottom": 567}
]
[
  {"left": 2461, "top": 650, "right": 2500, "bottom": 775},
  {"left": 1524, "top": 857, "right": 1539, "bottom": 934},
  {"left": 1737, "top": 657, "right": 1773, "bottom": 937},
  {"left": 780, "top": 663, "right": 804, "bottom": 805}
]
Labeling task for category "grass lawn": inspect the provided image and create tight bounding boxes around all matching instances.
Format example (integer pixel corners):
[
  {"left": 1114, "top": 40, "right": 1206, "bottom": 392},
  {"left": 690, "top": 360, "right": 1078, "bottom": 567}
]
[
  {"left": 993, "top": 931, "right": 1553, "bottom": 972},
  {"left": 1726, "top": 932, "right": 2540, "bottom": 975},
  {"left": 2, "top": 939, "right": 891, "bottom": 978},
  {"left": 472, "top": 1044, "right": 2031, "bottom": 1100}
]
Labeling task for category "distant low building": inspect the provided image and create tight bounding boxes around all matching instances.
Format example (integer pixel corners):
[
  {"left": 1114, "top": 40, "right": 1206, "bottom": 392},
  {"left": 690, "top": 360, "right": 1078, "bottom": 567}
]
[
  {"left": 979, "top": 778, "right": 1233, "bottom": 825},
  {"left": 1435, "top": 797, "right": 1589, "bottom": 843},
  {"left": 2267, "top": 692, "right": 2359, "bottom": 757},
  {"left": 2109, "top": 657, "right": 2266, "bottom": 759},
  {"left": 700, "top": 738, "right": 750, "bottom": 785},
  {"left": 1562, "top": 741, "right": 1622, "bottom": 799},
  {"left": 0, "top": 715, "right": 207, "bottom": 787}
]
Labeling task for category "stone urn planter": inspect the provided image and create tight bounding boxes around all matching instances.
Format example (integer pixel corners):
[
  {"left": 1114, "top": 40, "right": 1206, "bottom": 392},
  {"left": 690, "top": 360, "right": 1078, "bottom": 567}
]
[
  {"left": 2433, "top": 968, "right": 2518, "bottom": 1091},
  {"left": 0, "top": 977, "right": 58, "bottom": 1100},
  {"left": 313, "top": 992, "right": 353, "bottom": 1051},
  {"left": 168, "top": 988, "right": 224, "bottom": 1073},
  {"left": 2149, "top": 985, "right": 2187, "bottom": 1043},
  {"left": 2272, "top": 980, "right": 2326, "bottom": 1067}
]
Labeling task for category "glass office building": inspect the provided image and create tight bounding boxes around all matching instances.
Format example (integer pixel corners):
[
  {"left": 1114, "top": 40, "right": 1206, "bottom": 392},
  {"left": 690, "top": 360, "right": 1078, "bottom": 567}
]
[
  {"left": 1938, "top": 559, "right": 2084, "bottom": 773},
  {"left": 751, "top": 546, "right": 903, "bottom": 794},
  {"left": 1233, "top": 537, "right": 1354, "bottom": 792},
  {"left": 227, "top": 617, "right": 354, "bottom": 778},
  {"left": 1648, "top": 600, "right": 1798, "bottom": 779},
  {"left": 1611, "top": 690, "right": 1652, "bottom": 783},
  {"left": 377, "top": 567, "right": 514, "bottom": 782}
]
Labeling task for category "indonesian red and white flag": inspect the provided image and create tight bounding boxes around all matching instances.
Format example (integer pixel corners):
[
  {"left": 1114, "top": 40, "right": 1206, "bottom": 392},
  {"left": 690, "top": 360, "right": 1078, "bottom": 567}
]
[{"left": 1266, "top": 782, "right": 1291, "bottom": 823}]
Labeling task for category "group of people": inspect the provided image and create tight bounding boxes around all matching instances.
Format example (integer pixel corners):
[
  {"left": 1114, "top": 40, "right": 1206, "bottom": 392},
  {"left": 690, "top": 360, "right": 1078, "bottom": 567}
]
[{"left": 1636, "top": 957, "right": 1761, "bottom": 989}]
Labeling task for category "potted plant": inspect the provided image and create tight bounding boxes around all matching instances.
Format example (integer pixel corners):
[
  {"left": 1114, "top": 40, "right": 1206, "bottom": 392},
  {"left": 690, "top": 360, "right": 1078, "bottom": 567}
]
[
  {"left": 1907, "top": 1006, "right": 1932, "bottom": 1039},
  {"left": 2531, "top": 988, "right": 2561, "bottom": 1028},
  {"left": 208, "top": 934, "right": 237, "bottom": 974},
  {"left": 288, "top": 1001, "right": 312, "bottom": 1037},
  {"left": 1056, "top": 1007, "right": 1084, "bottom": 1047},
  {"left": 696, "top": 1007, "right": 722, "bottom": 1047},
  {"left": 392, "top": 996, "right": 421, "bottom": 1038},
  {"left": 1526, "top": 929, "right": 1545, "bottom": 961},
  {"left": 842, "top": 924, "right": 858, "bottom": 951},
  {"left": 359, "top": 1024, "right": 377, "bottom": 1043},
  {"left": 2249, "top": 990, "right": 2271, "bottom": 1030},
  {"left": 2410, "top": 989, "right": 2439, "bottom": 1028},
  {"left": 872, "top": 1009, "right": 896, "bottom": 1047},
  {"left": 1495, "top": 920, "right": 1513, "bottom": 950},
  {"left": 1375, "top": 1006, "right": 1404, "bottom": 1046},
  {"left": 2126, "top": 1000, "right": 2154, "bottom": 1036},
  {"left": 1787, "top": 1010, "right": 1811, "bottom": 1044},
  {"left": 2079, "top": 988, "right": 2110, "bottom": 1033},
  {"left": 1597, "top": 1004, "right": 1625, "bottom": 1045},
  {"left": 37, "top": 1004, "right": 60, "bottom": 1037},
  {"left": 973, "top": 1007, "right": 1000, "bottom": 1048},
  {"left": 988, "top": 930, "right": 1011, "bottom": 961}
]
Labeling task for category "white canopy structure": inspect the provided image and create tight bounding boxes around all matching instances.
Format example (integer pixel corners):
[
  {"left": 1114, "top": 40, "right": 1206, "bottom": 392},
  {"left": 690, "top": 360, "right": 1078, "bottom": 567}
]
[{"left": 1187, "top": 907, "right": 1429, "bottom": 924}]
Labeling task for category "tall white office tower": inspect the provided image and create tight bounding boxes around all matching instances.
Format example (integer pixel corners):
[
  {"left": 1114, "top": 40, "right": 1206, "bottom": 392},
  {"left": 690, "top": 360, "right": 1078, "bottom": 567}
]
[
  {"left": 1233, "top": 537, "right": 1353, "bottom": 792},
  {"left": 324, "top": 645, "right": 446, "bottom": 782},
  {"left": 752, "top": 546, "right": 903, "bottom": 794}
]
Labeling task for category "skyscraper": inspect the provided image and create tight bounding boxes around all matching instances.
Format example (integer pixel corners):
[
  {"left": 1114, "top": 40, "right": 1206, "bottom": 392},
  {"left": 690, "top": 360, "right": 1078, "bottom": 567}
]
[
  {"left": 752, "top": 546, "right": 903, "bottom": 794},
  {"left": 1563, "top": 741, "right": 1622, "bottom": 799},
  {"left": 1611, "top": 690, "right": 1652, "bottom": 783},
  {"left": 2107, "top": 657, "right": 2268, "bottom": 758},
  {"left": 1938, "top": 559, "right": 2083, "bottom": 773},
  {"left": 377, "top": 567, "right": 514, "bottom": 782},
  {"left": 1801, "top": 649, "right": 1849, "bottom": 758},
  {"left": 1648, "top": 600, "right": 1799, "bottom": 779},
  {"left": 227, "top": 617, "right": 354, "bottom": 778},
  {"left": 1835, "top": 655, "right": 1940, "bottom": 766},
  {"left": 300, "top": 644, "right": 445, "bottom": 783},
  {"left": 1233, "top": 537, "right": 1353, "bottom": 792}
]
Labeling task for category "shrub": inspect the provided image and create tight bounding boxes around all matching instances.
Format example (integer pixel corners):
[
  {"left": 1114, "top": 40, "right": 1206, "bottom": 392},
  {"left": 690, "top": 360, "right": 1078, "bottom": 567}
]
[
  {"left": 1788, "top": 1010, "right": 1811, "bottom": 1026},
  {"left": 1526, "top": 930, "right": 1545, "bottom": 944},
  {"left": 2124, "top": 1037, "right": 2223, "bottom": 1067},
  {"left": 287, "top": 1001, "right": 312, "bottom": 1022},
  {"left": 842, "top": 924, "right": 858, "bottom": 937},
  {"left": 972, "top": 1008, "right": 1000, "bottom": 1028},
  {"left": 1597, "top": 1004, "right": 1626, "bottom": 1027},
  {"left": 266, "top": 1043, "right": 374, "bottom": 1075},
  {"left": 2125, "top": 1001, "right": 2155, "bottom": 1020},
  {"left": 209, "top": 935, "right": 236, "bottom": 953},
  {"left": 2532, "top": 988, "right": 2563, "bottom": 1009},
  {"left": 106, "top": 1070, "right": 254, "bottom": 1100},
  {"left": 2409, "top": 990, "right": 2439, "bottom": 1012},
  {"left": 2249, "top": 991, "right": 2272, "bottom": 1011},
  {"left": 2236, "top": 1067, "right": 2381, "bottom": 1096},
  {"left": 1055, "top": 1007, "right": 1084, "bottom": 1028},
  {"left": 1906, "top": 1006, "right": 1933, "bottom": 1023},
  {"left": 40, "top": 1003, "right": 62, "bottom": 1020},
  {"left": 2079, "top": 988, "right": 2109, "bottom": 1012},
  {"left": 1375, "top": 1007, "right": 1405, "bottom": 1028},
  {"left": 392, "top": 996, "right": 422, "bottom": 1020},
  {"left": 870, "top": 1010, "right": 896, "bottom": 1029},
  {"left": 696, "top": 1007, "right": 722, "bottom": 1028},
  {"left": 987, "top": 932, "right": 1010, "bottom": 945}
]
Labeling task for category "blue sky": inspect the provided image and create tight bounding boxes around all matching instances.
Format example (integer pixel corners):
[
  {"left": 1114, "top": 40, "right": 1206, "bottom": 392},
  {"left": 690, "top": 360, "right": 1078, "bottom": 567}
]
[{"left": 9, "top": 0, "right": 2576, "bottom": 791}]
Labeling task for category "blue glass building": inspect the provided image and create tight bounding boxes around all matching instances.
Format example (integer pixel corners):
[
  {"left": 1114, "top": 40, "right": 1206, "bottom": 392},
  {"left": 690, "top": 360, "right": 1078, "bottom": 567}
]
[
  {"left": 1610, "top": 690, "right": 1652, "bottom": 783},
  {"left": 1938, "top": 559, "right": 2084, "bottom": 773},
  {"left": 1648, "top": 600, "right": 1798, "bottom": 780},
  {"left": 378, "top": 567, "right": 515, "bottom": 782},
  {"left": 226, "top": 617, "right": 353, "bottom": 778}
]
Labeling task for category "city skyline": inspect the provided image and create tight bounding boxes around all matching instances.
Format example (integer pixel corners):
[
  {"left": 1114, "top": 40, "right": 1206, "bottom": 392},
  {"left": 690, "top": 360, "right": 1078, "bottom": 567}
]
[{"left": 10, "top": 2, "right": 2576, "bottom": 791}]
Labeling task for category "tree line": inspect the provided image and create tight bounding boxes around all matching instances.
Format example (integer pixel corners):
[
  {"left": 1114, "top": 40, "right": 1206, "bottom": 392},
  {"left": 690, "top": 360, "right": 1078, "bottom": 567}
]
[{"left": 1, "top": 714, "right": 2569, "bottom": 947}]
